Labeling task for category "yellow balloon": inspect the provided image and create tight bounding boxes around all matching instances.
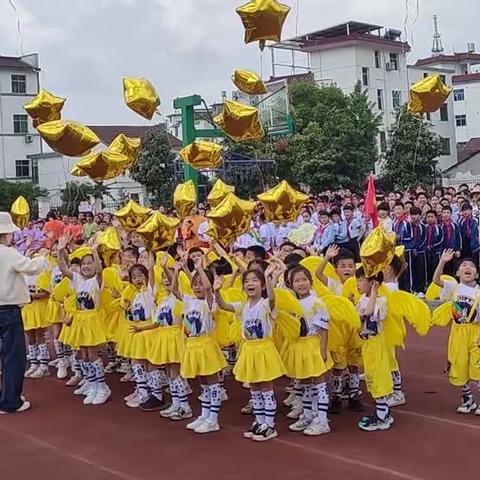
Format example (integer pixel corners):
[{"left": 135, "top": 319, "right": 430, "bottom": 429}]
[
  {"left": 408, "top": 74, "right": 452, "bottom": 114},
  {"left": 24, "top": 89, "right": 65, "bottom": 125},
  {"left": 206, "top": 193, "right": 255, "bottom": 246},
  {"left": 115, "top": 200, "right": 151, "bottom": 232},
  {"left": 360, "top": 227, "right": 396, "bottom": 278},
  {"left": 69, "top": 246, "right": 93, "bottom": 261},
  {"left": 257, "top": 180, "right": 309, "bottom": 223},
  {"left": 232, "top": 69, "right": 267, "bottom": 95},
  {"left": 173, "top": 180, "right": 197, "bottom": 219},
  {"left": 70, "top": 165, "right": 87, "bottom": 177},
  {"left": 214, "top": 100, "right": 264, "bottom": 142},
  {"left": 123, "top": 77, "right": 160, "bottom": 120},
  {"left": 11, "top": 196, "right": 30, "bottom": 229},
  {"left": 74, "top": 150, "right": 130, "bottom": 181},
  {"left": 108, "top": 134, "right": 141, "bottom": 169},
  {"left": 207, "top": 179, "right": 235, "bottom": 208},
  {"left": 236, "top": 0, "right": 291, "bottom": 48},
  {"left": 180, "top": 141, "right": 223, "bottom": 170},
  {"left": 37, "top": 120, "right": 100, "bottom": 157},
  {"left": 97, "top": 227, "right": 122, "bottom": 267},
  {"left": 137, "top": 211, "right": 180, "bottom": 252}
]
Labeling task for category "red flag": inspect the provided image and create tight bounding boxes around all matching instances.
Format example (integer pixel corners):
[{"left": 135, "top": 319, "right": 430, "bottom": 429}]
[{"left": 364, "top": 173, "right": 378, "bottom": 227}]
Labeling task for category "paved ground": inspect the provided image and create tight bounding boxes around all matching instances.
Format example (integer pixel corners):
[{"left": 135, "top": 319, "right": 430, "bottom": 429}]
[{"left": 0, "top": 326, "right": 478, "bottom": 480}]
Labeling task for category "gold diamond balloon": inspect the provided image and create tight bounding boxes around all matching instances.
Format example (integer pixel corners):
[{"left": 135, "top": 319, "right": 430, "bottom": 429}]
[
  {"left": 206, "top": 193, "right": 255, "bottom": 246},
  {"left": 74, "top": 150, "right": 131, "bottom": 181},
  {"left": 408, "top": 74, "right": 452, "bottom": 114},
  {"left": 214, "top": 100, "right": 264, "bottom": 142},
  {"left": 232, "top": 69, "right": 267, "bottom": 95},
  {"left": 115, "top": 200, "right": 151, "bottom": 232},
  {"left": 180, "top": 141, "right": 223, "bottom": 170},
  {"left": 123, "top": 77, "right": 160, "bottom": 120},
  {"left": 360, "top": 227, "right": 396, "bottom": 278},
  {"left": 11, "top": 196, "right": 30, "bottom": 229},
  {"left": 24, "top": 89, "right": 65, "bottom": 126},
  {"left": 37, "top": 120, "right": 100, "bottom": 157},
  {"left": 207, "top": 179, "right": 235, "bottom": 208},
  {"left": 137, "top": 211, "right": 180, "bottom": 252},
  {"left": 236, "top": 0, "right": 291, "bottom": 49},
  {"left": 257, "top": 180, "right": 309, "bottom": 223},
  {"left": 173, "top": 180, "right": 197, "bottom": 219}
]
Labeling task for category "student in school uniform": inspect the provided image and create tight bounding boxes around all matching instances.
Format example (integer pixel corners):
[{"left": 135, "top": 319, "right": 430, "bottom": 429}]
[
  {"left": 343, "top": 204, "right": 364, "bottom": 262},
  {"left": 425, "top": 209, "right": 444, "bottom": 285},
  {"left": 459, "top": 203, "right": 480, "bottom": 269},
  {"left": 441, "top": 205, "right": 462, "bottom": 277}
]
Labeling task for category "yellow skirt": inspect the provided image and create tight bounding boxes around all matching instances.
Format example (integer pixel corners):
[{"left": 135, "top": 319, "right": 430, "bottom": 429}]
[
  {"left": 67, "top": 310, "right": 107, "bottom": 348},
  {"left": 46, "top": 299, "right": 64, "bottom": 325},
  {"left": 281, "top": 335, "right": 333, "bottom": 380},
  {"left": 148, "top": 325, "right": 184, "bottom": 366},
  {"left": 22, "top": 299, "right": 49, "bottom": 331},
  {"left": 234, "top": 337, "right": 286, "bottom": 384},
  {"left": 103, "top": 310, "right": 123, "bottom": 343},
  {"left": 59, "top": 322, "right": 78, "bottom": 349},
  {"left": 362, "top": 333, "right": 393, "bottom": 399},
  {"left": 116, "top": 321, "right": 152, "bottom": 359},
  {"left": 180, "top": 335, "right": 227, "bottom": 379},
  {"left": 448, "top": 322, "right": 480, "bottom": 386}
]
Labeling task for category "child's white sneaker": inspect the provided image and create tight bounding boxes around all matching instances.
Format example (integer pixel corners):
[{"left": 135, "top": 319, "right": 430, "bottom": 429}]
[
  {"left": 56, "top": 360, "right": 68, "bottom": 380},
  {"left": 83, "top": 385, "right": 98, "bottom": 405},
  {"left": 457, "top": 397, "right": 477, "bottom": 414},
  {"left": 92, "top": 386, "right": 111, "bottom": 405},
  {"left": 186, "top": 416, "right": 206, "bottom": 430},
  {"left": 387, "top": 391, "right": 406, "bottom": 407},
  {"left": 303, "top": 417, "right": 331, "bottom": 436},
  {"left": 194, "top": 419, "right": 219, "bottom": 434},
  {"left": 29, "top": 365, "right": 50, "bottom": 379}
]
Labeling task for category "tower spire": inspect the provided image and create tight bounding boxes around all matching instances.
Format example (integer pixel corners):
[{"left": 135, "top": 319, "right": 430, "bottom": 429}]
[{"left": 432, "top": 15, "right": 444, "bottom": 54}]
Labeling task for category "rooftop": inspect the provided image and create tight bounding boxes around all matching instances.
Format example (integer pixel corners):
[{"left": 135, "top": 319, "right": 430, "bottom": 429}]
[
  {"left": 453, "top": 72, "right": 480, "bottom": 84},
  {"left": 0, "top": 54, "right": 38, "bottom": 70},
  {"left": 444, "top": 138, "right": 480, "bottom": 172},
  {"left": 415, "top": 52, "right": 480, "bottom": 67}
]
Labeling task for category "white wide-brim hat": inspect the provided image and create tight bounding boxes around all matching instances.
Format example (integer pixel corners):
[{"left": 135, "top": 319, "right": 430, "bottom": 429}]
[{"left": 0, "top": 212, "right": 19, "bottom": 234}]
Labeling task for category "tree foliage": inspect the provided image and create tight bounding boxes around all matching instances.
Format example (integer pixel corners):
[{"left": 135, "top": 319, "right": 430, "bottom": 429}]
[
  {"left": 0, "top": 180, "right": 47, "bottom": 215},
  {"left": 131, "top": 126, "right": 177, "bottom": 208},
  {"left": 381, "top": 107, "right": 443, "bottom": 190},
  {"left": 60, "top": 181, "right": 111, "bottom": 216}
]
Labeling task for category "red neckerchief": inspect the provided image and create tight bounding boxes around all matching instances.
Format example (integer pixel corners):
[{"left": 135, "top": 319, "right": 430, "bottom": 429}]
[
  {"left": 317, "top": 222, "right": 329, "bottom": 237},
  {"left": 426, "top": 224, "right": 436, "bottom": 246},
  {"left": 443, "top": 219, "right": 453, "bottom": 242},
  {"left": 394, "top": 214, "right": 406, "bottom": 234},
  {"left": 464, "top": 214, "right": 472, "bottom": 238},
  {"left": 412, "top": 221, "right": 420, "bottom": 242}
]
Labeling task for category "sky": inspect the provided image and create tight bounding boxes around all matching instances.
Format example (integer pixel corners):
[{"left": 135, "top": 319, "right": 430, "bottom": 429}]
[{"left": 0, "top": 0, "right": 477, "bottom": 127}]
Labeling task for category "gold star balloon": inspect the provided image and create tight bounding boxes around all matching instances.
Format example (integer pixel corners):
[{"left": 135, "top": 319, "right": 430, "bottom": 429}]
[
  {"left": 37, "top": 120, "right": 100, "bottom": 157},
  {"left": 173, "top": 180, "right": 197, "bottom": 219},
  {"left": 123, "top": 77, "right": 160, "bottom": 120},
  {"left": 108, "top": 134, "right": 141, "bottom": 169},
  {"left": 206, "top": 193, "right": 255, "bottom": 246},
  {"left": 180, "top": 141, "right": 223, "bottom": 170},
  {"left": 115, "top": 200, "right": 151, "bottom": 232},
  {"left": 74, "top": 150, "right": 131, "bottom": 181},
  {"left": 408, "top": 74, "right": 452, "bottom": 114},
  {"left": 360, "top": 227, "right": 396, "bottom": 278},
  {"left": 97, "top": 227, "right": 122, "bottom": 267},
  {"left": 207, "top": 179, "right": 235, "bottom": 208},
  {"left": 236, "top": 0, "right": 291, "bottom": 50},
  {"left": 11, "top": 196, "right": 30, "bottom": 229},
  {"left": 24, "top": 89, "right": 66, "bottom": 126},
  {"left": 137, "top": 211, "right": 180, "bottom": 252},
  {"left": 214, "top": 100, "right": 264, "bottom": 142},
  {"left": 232, "top": 69, "right": 267, "bottom": 95},
  {"left": 257, "top": 180, "right": 309, "bottom": 223},
  {"left": 70, "top": 165, "right": 87, "bottom": 177}
]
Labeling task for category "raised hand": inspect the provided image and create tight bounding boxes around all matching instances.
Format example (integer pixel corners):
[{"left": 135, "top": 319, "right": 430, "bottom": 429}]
[
  {"left": 440, "top": 249, "right": 455, "bottom": 264},
  {"left": 325, "top": 244, "right": 340, "bottom": 260}
]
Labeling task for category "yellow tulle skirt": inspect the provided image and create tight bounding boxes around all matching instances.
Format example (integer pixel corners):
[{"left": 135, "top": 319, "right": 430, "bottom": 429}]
[
  {"left": 67, "top": 310, "right": 107, "bottom": 348},
  {"left": 103, "top": 310, "right": 123, "bottom": 343},
  {"left": 116, "top": 321, "right": 153, "bottom": 359},
  {"left": 22, "top": 299, "right": 49, "bottom": 331},
  {"left": 148, "top": 325, "right": 184, "bottom": 366},
  {"left": 362, "top": 333, "right": 393, "bottom": 399},
  {"left": 46, "top": 299, "right": 64, "bottom": 325},
  {"left": 447, "top": 322, "right": 480, "bottom": 386},
  {"left": 59, "top": 322, "right": 77, "bottom": 349},
  {"left": 281, "top": 335, "right": 333, "bottom": 380},
  {"left": 234, "top": 337, "right": 286, "bottom": 384},
  {"left": 180, "top": 335, "right": 227, "bottom": 379}
]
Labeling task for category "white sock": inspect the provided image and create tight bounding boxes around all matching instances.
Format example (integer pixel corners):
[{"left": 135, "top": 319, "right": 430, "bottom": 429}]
[
  {"left": 38, "top": 343, "right": 49, "bottom": 367},
  {"left": 147, "top": 370, "right": 163, "bottom": 401},
  {"left": 173, "top": 376, "right": 190, "bottom": 409},
  {"left": 375, "top": 397, "right": 389, "bottom": 420},
  {"left": 302, "top": 384, "right": 314, "bottom": 420},
  {"left": 314, "top": 382, "right": 329, "bottom": 422},
  {"left": 93, "top": 358, "right": 106, "bottom": 387},
  {"left": 200, "top": 384, "right": 210, "bottom": 419},
  {"left": 208, "top": 383, "right": 221, "bottom": 423},
  {"left": 132, "top": 362, "right": 148, "bottom": 398},
  {"left": 54, "top": 340, "right": 64, "bottom": 360},
  {"left": 331, "top": 373, "right": 343, "bottom": 398},
  {"left": 348, "top": 372, "right": 360, "bottom": 398},
  {"left": 169, "top": 378, "right": 180, "bottom": 408},
  {"left": 262, "top": 390, "right": 277, "bottom": 428},
  {"left": 28, "top": 344, "right": 38, "bottom": 366},
  {"left": 392, "top": 370, "right": 402, "bottom": 392},
  {"left": 251, "top": 390, "right": 265, "bottom": 424}
]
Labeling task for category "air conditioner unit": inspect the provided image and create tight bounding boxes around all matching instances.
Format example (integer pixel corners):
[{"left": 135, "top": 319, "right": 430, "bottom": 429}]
[
  {"left": 24, "top": 134, "right": 33, "bottom": 144},
  {"left": 385, "top": 62, "right": 396, "bottom": 71}
]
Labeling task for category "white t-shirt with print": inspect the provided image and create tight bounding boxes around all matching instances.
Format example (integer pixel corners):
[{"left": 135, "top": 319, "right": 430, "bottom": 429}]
[
  {"left": 234, "top": 298, "right": 274, "bottom": 341},
  {"left": 182, "top": 295, "right": 214, "bottom": 337},
  {"left": 441, "top": 280, "right": 480, "bottom": 324},
  {"left": 154, "top": 293, "right": 179, "bottom": 327},
  {"left": 299, "top": 293, "right": 329, "bottom": 336},
  {"left": 127, "top": 286, "right": 154, "bottom": 322},
  {"left": 72, "top": 273, "right": 100, "bottom": 310},
  {"left": 356, "top": 294, "right": 387, "bottom": 339}
]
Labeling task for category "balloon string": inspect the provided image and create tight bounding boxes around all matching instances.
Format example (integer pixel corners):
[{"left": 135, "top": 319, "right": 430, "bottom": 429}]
[{"left": 8, "top": 0, "right": 24, "bottom": 56}]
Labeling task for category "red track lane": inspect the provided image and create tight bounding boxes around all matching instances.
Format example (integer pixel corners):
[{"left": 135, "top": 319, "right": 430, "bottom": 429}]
[{"left": 0, "top": 327, "right": 478, "bottom": 480}]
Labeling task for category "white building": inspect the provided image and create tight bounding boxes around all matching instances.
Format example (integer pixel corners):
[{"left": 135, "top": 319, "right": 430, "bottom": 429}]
[
  {"left": 269, "top": 21, "right": 457, "bottom": 170},
  {"left": 0, "top": 54, "right": 42, "bottom": 181}
]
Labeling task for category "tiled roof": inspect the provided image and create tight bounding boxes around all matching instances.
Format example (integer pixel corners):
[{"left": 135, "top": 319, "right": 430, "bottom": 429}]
[
  {"left": 415, "top": 52, "right": 480, "bottom": 67},
  {"left": 453, "top": 73, "right": 480, "bottom": 84},
  {"left": 445, "top": 138, "right": 480, "bottom": 172},
  {"left": 0, "top": 55, "right": 35, "bottom": 70}
]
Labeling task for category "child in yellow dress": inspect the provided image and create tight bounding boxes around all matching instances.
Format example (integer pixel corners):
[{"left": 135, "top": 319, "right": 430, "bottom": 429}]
[
  {"left": 432, "top": 249, "right": 480, "bottom": 415},
  {"left": 355, "top": 267, "right": 394, "bottom": 431},
  {"left": 214, "top": 259, "right": 286, "bottom": 442}
]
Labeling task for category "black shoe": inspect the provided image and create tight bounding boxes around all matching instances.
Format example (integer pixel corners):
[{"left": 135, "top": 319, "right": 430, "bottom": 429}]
[
  {"left": 140, "top": 396, "right": 166, "bottom": 412},
  {"left": 252, "top": 425, "right": 278, "bottom": 442},
  {"left": 348, "top": 397, "right": 365, "bottom": 412},
  {"left": 358, "top": 414, "right": 393, "bottom": 431},
  {"left": 243, "top": 422, "right": 261, "bottom": 439},
  {"left": 329, "top": 397, "right": 342, "bottom": 414}
]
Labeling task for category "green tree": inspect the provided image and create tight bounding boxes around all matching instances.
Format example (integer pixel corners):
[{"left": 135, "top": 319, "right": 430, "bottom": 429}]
[
  {"left": 0, "top": 180, "right": 47, "bottom": 216},
  {"left": 381, "top": 107, "right": 443, "bottom": 189},
  {"left": 131, "top": 127, "right": 176, "bottom": 208},
  {"left": 60, "top": 181, "right": 111, "bottom": 216}
]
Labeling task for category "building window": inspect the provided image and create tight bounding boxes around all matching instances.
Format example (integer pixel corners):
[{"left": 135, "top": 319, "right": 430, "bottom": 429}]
[
  {"left": 389, "top": 53, "right": 399, "bottom": 70},
  {"left": 455, "top": 114, "right": 467, "bottom": 126},
  {"left": 377, "top": 89, "right": 384, "bottom": 110},
  {"left": 454, "top": 89, "right": 465, "bottom": 101},
  {"left": 426, "top": 112, "right": 431, "bottom": 121},
  {"left": 379, "top": 131, "right": 387, "bottom": 152},
  {"left": 440, "top": 74, "right": 446, "bottom": 83},
  {"left": 31, "top": 159, "right": 39, "bottom": 184},
  {"left": 374, "top": 51, "right": 381, "bottom": 69},
  {"left": 440, "top": 138, "right": 451, "bottom": 156},
  {"left": 13, "top": 114, "right": 28, "bottom": 134},
  {"left": 15, "top": 159, "right": 30, "bottom": 178},
  {"left": 392, "top": 90, "right": 401, "bottom": 109},
  {"left": 440, "top": 104, "right": 448, "bottom": 121},
  {"left": 11, "top": 74, "right": 26, "bottom": 94},
  {"left": 362, "top": 67, "right": 369, "bottom": 87}
]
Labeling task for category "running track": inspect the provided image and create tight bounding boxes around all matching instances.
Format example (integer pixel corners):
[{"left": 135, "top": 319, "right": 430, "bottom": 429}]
[{"left": 1, "top": 327, "right": 478, "bottom": 480}]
